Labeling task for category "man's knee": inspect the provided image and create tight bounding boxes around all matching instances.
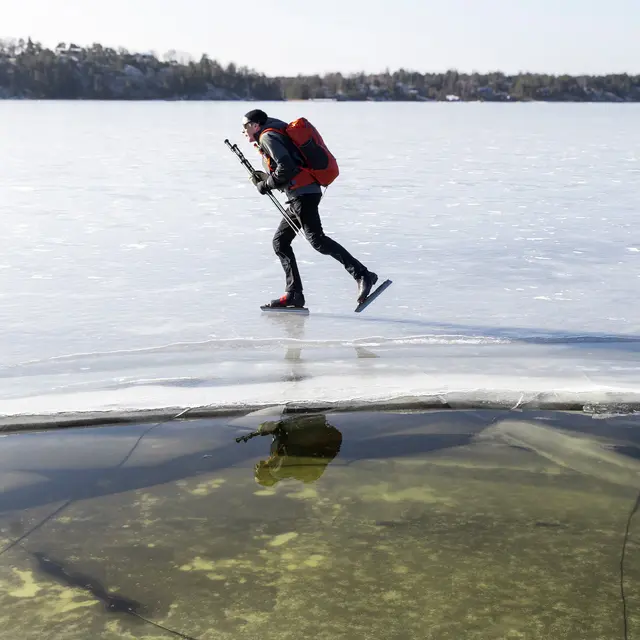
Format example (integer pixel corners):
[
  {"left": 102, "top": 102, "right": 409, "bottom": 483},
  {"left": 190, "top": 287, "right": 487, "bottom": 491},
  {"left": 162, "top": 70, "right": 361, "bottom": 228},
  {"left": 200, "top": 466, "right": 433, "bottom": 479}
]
[
  {"left": 307, "top": 232, "right": 330, "bottom": 254},
  {"left": 273, "top": 233, "right": 290, "bottom": 255}
]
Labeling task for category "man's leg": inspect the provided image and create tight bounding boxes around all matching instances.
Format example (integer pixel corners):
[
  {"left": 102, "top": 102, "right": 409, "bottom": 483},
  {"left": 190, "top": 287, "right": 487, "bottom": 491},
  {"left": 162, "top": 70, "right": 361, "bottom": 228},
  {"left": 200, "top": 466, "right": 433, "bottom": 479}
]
[
  {"left": 293, "top": 194, "right": 368, "bottom": 279},
  {"left": 272, "top": 209, "right": 303, "bottom": 294}
]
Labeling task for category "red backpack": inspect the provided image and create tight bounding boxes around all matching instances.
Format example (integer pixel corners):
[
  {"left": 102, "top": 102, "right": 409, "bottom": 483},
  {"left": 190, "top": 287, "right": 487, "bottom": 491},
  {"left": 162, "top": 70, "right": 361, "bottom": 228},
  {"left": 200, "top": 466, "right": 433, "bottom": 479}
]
[{"left": 261, "top": 117, "right": 340, "bottom": 187}]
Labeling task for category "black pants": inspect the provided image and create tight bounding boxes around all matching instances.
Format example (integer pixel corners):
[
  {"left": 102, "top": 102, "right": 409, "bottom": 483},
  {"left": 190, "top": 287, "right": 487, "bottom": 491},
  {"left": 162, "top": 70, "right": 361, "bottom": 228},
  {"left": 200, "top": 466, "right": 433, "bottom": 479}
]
[{"left": 272, "top": 193, "right": 367, "bottom": 293}]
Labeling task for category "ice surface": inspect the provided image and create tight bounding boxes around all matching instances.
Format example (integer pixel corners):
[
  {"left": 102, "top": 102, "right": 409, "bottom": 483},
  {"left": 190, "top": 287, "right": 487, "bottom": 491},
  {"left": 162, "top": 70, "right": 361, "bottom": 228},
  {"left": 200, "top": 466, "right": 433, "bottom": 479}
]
[{"left": 1, "top": 101, "right": 639, "bottom": 418}]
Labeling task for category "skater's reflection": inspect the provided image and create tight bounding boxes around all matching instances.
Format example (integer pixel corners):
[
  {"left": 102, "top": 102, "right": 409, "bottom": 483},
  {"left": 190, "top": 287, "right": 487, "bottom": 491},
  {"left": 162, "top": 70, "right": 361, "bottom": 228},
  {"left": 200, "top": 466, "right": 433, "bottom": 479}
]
[
  {"left": 263, "top": 312, "right": 307, "bottom": 361},
  {"left": 262, "top": 312, "right": 379, "bottom": 361},
  {"left": 236, "top": 414, "right": 342, "bottom": 487}
]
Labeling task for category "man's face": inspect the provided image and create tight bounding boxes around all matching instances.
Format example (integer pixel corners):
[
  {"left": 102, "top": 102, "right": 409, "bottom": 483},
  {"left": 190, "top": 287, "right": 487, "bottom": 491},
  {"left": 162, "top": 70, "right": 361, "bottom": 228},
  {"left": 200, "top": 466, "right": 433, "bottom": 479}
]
[{"left": 243, "top": 120, "right": 260, "bottom": 143}]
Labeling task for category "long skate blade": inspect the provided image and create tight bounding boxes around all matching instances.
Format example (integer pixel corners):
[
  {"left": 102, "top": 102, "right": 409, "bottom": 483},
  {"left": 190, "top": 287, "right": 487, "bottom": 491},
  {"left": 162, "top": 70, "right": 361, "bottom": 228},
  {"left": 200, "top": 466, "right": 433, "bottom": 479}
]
[
  {"left": 355, "top": 279, "right": 392, "bottom": 313},
  {"left": 261, "top": 305, "right": 310, "bottom": 315}
]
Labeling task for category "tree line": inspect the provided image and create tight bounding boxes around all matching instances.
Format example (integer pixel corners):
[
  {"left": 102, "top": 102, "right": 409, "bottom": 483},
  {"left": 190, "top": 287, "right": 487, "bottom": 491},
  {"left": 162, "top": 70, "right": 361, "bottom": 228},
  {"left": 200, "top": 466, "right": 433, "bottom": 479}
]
[{"left": 1, "top": 38, "right": 638, "bottom": 102}]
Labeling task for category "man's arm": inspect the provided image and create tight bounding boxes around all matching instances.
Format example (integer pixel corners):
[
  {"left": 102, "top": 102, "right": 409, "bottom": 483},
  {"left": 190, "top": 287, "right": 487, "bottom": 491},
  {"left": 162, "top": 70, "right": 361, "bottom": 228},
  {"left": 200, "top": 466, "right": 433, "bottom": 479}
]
[{"left": 260, "top": 131, "right": 297, "bottom": 189}]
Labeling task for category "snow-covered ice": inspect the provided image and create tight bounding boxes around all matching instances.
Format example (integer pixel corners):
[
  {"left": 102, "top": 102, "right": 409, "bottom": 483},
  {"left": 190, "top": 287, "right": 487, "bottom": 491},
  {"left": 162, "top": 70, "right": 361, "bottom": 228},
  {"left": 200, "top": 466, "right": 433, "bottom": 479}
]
[{"left": 1, "top": 101, "right": 639, "bottom": 419}]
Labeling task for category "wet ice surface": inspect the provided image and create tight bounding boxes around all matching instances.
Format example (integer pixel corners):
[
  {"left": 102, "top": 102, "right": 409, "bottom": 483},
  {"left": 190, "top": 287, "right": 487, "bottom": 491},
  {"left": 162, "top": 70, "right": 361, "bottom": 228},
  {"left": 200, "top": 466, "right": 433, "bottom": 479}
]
[
  {"left": 0, "top": 409, "right": 639, "bottom": 639},
  {"left": 1, "top": 101, "right": 639, "bottom": 416}
]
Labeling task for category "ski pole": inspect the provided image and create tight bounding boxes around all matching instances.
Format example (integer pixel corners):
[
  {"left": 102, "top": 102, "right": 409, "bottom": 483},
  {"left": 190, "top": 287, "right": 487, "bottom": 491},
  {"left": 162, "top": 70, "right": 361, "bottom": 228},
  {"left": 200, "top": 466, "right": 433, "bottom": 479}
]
[{"left": 223, "top": 139, "right": 309, "bottom": 242}]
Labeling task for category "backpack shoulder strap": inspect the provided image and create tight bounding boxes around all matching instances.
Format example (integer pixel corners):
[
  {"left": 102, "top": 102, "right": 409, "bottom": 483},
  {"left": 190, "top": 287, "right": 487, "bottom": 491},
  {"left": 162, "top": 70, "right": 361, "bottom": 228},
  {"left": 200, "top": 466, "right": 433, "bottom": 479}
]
[{"left": 258, "top": 126, "right": 286, "bottom": 139}]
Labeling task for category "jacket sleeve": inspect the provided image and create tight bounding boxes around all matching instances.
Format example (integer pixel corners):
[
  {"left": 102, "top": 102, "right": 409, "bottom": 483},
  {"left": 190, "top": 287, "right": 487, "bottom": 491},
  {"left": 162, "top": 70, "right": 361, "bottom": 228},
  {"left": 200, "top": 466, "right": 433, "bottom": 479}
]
[{"left": 260, "top": 131, "right": 297, "bottom": 189}]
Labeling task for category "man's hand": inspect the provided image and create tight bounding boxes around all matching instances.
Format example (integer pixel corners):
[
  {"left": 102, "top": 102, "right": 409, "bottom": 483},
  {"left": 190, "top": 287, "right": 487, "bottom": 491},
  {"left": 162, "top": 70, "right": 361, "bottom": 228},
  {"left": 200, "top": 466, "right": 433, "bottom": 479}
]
[
  {"left": 250, "top": 170, "right": 268, "bottom": 184},
  {"left": 250, "top": 170, "right": 272, "bottom": 195}
]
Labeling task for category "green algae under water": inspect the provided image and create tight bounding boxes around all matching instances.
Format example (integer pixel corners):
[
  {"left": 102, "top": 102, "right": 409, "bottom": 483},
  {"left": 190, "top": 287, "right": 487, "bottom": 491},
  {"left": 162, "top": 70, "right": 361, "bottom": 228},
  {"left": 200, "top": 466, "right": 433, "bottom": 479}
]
[{"left": 0, "top": 409, "right": 639, "bottom": 639}]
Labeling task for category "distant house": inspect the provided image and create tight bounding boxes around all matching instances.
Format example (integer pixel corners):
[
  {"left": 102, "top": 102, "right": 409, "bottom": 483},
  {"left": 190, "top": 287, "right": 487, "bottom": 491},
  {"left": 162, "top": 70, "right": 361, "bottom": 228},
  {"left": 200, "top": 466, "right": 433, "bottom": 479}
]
[{"left": 54, "top": 42, "right": 83, "bottom": 60}]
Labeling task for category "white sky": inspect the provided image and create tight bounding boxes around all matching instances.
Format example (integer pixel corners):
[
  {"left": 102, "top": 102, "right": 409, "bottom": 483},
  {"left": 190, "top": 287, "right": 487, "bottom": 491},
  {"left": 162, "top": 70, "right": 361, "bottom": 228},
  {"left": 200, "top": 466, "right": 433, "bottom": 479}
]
[{"left": 2, "top": 0, "right": 639, "bottom": 75}]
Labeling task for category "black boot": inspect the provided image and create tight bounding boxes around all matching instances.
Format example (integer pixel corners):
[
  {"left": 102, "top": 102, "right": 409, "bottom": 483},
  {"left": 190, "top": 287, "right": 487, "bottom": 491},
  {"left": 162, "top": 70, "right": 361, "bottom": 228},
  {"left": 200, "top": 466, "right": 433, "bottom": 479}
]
[
  {"left": 263, "top": 291, "right": 306, "bottom": 309},
  {"left": 356, "top": 271, "right": 378, "bottom": 303}
]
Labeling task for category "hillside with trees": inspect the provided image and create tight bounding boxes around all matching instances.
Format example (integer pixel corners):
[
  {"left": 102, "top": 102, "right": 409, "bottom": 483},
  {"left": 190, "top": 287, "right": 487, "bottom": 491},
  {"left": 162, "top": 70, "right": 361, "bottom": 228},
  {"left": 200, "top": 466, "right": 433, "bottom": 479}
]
[{"left": 1, "top": 38, "right": 638, "bottom": 102}]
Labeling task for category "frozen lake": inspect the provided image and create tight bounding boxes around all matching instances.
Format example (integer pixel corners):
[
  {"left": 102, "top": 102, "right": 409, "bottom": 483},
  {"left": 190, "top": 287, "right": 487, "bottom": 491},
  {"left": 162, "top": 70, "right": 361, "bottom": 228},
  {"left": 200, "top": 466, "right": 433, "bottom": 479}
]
[{"left": 1, "top": 101, "right": 639, "bottom": 419}]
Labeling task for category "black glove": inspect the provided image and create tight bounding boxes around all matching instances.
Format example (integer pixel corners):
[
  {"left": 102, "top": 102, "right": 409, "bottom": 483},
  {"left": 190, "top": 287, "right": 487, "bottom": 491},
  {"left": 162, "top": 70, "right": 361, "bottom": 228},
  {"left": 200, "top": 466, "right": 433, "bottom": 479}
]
[
  {"left": 250, "top": 170, "right": 268, "bottom": 184},
  {"left": 250, "top": 170, "right": 272, "bottom": 195},
  {"left": 256, "top": 180, "right": 272, "bottom": 195}
]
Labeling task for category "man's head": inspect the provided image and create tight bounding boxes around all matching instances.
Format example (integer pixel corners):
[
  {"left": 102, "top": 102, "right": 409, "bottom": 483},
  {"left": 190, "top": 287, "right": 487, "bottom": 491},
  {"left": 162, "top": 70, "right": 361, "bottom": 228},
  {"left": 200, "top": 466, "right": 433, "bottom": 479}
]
[{"left": 242, "top": 109, "right": 267, "bottom": 143}]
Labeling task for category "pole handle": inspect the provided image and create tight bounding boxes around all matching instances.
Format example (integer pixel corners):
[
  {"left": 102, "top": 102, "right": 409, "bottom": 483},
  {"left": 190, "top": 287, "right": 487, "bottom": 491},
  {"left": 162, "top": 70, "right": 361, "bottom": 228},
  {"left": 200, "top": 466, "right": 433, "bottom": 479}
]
[{"left": 223, "top": 139, "right": 309, "bottom": 243}]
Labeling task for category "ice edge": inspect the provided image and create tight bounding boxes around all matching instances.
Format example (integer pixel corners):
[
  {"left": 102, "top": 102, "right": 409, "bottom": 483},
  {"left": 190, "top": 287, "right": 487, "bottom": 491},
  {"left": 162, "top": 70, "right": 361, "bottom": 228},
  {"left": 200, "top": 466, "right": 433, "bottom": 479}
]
[{"left": 2, "top": 390, "right": 640, "bottom": 432}]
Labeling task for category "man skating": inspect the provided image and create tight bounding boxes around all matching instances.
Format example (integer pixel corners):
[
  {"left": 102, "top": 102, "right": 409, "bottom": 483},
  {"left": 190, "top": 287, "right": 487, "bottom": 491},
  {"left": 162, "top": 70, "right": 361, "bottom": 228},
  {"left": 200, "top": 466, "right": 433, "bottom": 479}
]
[{"left": 242, "top": 109, "right": 378, "bottom": 310}]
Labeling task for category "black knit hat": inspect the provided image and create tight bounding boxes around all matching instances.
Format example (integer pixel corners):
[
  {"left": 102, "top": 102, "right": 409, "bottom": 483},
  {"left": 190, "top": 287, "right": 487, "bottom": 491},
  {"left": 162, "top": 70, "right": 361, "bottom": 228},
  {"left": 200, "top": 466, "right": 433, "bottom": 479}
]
[{"left": 243, "top": 109, "right": 268, "bottom": 126}]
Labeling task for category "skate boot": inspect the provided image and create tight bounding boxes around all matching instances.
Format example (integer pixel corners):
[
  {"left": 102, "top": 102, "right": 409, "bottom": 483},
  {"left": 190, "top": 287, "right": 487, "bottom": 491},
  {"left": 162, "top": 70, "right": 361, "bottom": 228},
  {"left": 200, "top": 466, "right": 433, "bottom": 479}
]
[
  {"left": 356, "top": 271, "right": 378, "bottom": 304},
  {"left": 262, "top": 291, "right": 306, "bottom": 310}
]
